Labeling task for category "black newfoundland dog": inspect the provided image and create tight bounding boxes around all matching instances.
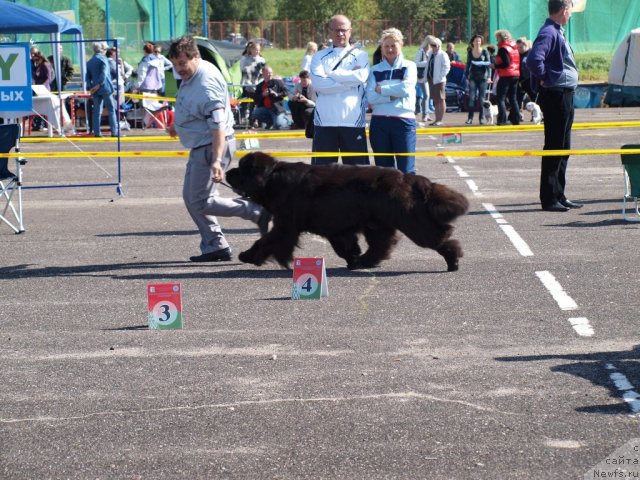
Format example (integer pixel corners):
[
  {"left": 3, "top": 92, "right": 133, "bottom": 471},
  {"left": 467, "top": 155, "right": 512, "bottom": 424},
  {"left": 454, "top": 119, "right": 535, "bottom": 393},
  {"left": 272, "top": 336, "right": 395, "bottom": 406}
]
[{"left": 226, "top": 152, "right": 469, "bottom": 271}]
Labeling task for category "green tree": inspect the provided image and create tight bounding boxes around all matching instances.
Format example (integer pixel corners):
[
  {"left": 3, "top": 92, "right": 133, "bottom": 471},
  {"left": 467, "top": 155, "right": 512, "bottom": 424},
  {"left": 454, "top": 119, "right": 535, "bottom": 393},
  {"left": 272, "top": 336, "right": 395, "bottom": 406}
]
[
  {"left": 444, "top": 0, "right": 489, "bottom": 40},
  {"left": 376, "top": 0, "right": 445, "bottom": 22},
  {"left": 79, "top": 0, "right": 106, "bottom": 26},
  {"left": 210, "top": 0, "right": 277, "bottom": 21}
]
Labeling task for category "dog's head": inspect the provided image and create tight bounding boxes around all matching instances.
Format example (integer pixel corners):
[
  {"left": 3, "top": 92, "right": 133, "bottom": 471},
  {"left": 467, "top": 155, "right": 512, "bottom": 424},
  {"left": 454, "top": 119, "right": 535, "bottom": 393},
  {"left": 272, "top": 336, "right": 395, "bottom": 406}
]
[
  {"left": 525, "top": 102, "right": 535, "bottom": 112},
  {"left": 482, "top": 100, "right": 492, "bottom": 109},
  {"left": 226, "top": 151, "right": 278, "bottom": 203}
]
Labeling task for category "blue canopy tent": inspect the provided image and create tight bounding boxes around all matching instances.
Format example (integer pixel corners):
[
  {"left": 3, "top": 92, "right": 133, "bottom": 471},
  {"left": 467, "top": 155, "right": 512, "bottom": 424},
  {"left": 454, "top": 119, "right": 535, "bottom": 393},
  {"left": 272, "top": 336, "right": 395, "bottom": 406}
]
[
  {"left": 0, "top": 0, "right": 86, "bottom": 93},
  {"left": 0, "top": 1, "right": 125, "bottom": 197}
]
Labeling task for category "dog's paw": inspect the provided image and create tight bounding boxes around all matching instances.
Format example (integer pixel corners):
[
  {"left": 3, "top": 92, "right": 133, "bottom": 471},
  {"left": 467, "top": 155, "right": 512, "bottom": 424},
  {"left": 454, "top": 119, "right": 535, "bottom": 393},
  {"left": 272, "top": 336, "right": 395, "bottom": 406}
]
[{"left": 238, "top": 250, "right": 263, "bottom": 265}]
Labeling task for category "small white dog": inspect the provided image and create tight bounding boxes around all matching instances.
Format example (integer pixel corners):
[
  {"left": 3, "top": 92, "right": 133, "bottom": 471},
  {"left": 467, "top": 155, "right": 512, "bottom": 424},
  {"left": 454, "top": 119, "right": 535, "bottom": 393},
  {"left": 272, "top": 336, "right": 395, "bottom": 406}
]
[
  {"left": 482, "top": 100, "right": 498, "bottom": 125},
  {"left": 525, "top": 101, "right": 543, "bottom": 124}
]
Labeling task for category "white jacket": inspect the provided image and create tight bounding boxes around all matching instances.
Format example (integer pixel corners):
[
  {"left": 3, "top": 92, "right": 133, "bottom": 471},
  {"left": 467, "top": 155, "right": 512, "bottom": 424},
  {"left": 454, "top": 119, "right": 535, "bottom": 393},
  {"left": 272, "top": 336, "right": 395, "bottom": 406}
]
[
  {"left": 414, "top": 48, "right": 429, "bottom": 83},
  {"left": 310, "top": 46, "right": 369, "bottom": 128},
  {"left": 426, "top": 50, "right": 450, "bottom": 85}
]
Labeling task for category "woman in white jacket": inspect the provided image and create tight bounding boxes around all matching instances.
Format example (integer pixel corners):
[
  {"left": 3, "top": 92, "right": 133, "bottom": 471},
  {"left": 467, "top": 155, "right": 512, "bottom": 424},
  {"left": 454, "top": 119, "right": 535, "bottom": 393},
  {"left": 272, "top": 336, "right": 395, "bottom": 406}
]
[
  {"left": 425, "top": 36, "right": 450, "bottom": 126},
  {"left": 366, "top": 28, "right": 417, "bottom": 174}
]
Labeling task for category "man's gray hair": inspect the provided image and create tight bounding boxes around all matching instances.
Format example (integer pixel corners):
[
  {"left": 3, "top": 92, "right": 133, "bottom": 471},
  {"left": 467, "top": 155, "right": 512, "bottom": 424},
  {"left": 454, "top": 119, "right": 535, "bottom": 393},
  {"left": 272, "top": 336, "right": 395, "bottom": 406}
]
[{"left": 92, "top": 41, "right": 108, "bottom": 53}]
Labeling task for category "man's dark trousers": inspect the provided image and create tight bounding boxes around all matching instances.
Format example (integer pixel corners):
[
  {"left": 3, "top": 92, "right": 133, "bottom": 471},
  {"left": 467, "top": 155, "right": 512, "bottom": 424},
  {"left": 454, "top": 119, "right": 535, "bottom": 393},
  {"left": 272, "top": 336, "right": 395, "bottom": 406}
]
[{"left": 538, "top": 88, "right": 575, "bottom": 206}]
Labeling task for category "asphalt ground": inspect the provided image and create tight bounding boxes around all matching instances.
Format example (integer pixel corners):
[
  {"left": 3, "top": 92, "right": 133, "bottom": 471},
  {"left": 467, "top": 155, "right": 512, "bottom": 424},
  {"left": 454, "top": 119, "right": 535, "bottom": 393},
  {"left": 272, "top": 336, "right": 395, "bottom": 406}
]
[{"left": 1, "top": 108, "right": 640, "bottom": 479}]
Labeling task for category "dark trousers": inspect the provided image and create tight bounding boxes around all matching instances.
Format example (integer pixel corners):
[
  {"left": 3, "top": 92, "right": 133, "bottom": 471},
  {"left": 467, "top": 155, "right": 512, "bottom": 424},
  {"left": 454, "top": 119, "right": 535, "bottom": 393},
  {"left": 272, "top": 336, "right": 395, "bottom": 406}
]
[
  {"left": 312, "top": 126, "right": 369, "bottom": 165},
  {"left": 496, "top": 76, "right": 520, "bottom": 125},
  {"left": 538, "top": 88, "right": 575, "bottom": 206},
  {"left": 290, "top": 101, "right": 314, "bottom": 129}
]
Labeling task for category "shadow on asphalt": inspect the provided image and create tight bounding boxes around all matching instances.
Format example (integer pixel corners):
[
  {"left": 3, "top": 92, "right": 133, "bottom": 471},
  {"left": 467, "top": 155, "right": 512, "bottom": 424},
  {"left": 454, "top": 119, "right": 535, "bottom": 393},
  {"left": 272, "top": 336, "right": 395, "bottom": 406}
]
[
  {"left": 0, "top": 263, "right": 445, "bottom": 280},
  {"left": 496, "top": 346, "right": 640, "bottom": 415},
  {"left": 95, "top": 227, "right": 259, "bottom": 237}
]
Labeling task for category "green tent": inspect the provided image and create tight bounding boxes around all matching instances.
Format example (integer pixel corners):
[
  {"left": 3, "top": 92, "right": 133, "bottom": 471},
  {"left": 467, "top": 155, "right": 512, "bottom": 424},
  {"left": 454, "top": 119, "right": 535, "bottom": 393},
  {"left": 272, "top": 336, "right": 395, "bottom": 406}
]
[
  {"left": 489, "top": 0, "right": 640, "bottom": 53},
  {"left": 160, "top": 37, "right": 244, "bottom": 99}
]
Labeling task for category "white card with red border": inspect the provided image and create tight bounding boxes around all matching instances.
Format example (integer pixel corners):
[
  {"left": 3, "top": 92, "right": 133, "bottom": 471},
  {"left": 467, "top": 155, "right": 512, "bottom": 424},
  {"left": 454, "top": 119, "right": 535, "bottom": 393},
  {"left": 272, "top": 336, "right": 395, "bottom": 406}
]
[
  {"left": 147, "top": 283, "right": 183, "bottom": 329},
  {"left": 291, "top": 257, "right": 328, "bottom": 300}
]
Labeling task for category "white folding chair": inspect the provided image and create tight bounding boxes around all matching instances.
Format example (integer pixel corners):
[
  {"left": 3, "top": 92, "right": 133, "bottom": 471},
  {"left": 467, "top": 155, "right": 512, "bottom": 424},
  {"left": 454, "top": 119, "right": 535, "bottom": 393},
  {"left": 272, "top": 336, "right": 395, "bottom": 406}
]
[
  {"left": 0, "top": 123, "right": 27, "bottom": 234},
  {"left": 141, "top": 92, "right": 169, "bottom": 129}
]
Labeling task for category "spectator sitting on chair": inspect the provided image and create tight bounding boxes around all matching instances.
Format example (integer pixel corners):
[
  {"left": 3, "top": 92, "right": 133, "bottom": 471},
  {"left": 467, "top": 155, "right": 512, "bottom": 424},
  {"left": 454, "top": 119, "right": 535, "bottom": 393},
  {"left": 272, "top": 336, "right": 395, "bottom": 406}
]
[
  {"left": 446, "top": 42, "right": 461, "bottom": 62},
  {"left": 30, "top": 47, "right": 52, "bottom": 91},
  {"left": 154, "top": 45, "right": 175, "bottom": 96},
  {"left": 30, "top": 48, "right": 53, "bottom": 131},
  {"left": 289, "top": 70, "right": 316, "bottom": 129},
  {"left": 136, "top": 42, "right": 164, "bottom": 94},
  {"left": 48, "top": 44, "right": 74, "bottom": 92},
  {"left": 250, "top": 66, "right": 291, "bottom": 130}
]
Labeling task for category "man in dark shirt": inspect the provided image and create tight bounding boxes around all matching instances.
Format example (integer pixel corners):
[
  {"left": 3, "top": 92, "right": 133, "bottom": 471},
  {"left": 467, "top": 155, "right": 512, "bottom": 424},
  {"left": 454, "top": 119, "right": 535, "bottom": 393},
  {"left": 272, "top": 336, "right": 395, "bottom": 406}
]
[
  {"left": 527, "top": 0, "right": 582, "bottom": 212},
  {"left": 250, "top": 66, "right": 291, "bottom": 130},
  {"left": 48, "top": 45, "right": 74, "bottom": 91}
]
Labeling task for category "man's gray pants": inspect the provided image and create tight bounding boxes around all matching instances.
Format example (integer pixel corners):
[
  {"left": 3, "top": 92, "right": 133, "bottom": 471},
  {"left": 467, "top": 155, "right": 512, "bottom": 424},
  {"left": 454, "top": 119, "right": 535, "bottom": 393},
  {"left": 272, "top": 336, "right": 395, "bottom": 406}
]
[{"left": 182, "top": 139, "right": 261, "bottom": 254}]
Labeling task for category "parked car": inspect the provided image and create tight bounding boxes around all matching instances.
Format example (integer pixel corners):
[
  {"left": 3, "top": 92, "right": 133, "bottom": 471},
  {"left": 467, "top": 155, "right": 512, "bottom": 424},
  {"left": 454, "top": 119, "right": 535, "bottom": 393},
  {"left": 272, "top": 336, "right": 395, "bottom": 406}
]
[
  {"left": 224, "top": 33, "right": 247, "bottom": 46},
  {"left": 250, "top": 37, "right": 274, "bottom": 48}
]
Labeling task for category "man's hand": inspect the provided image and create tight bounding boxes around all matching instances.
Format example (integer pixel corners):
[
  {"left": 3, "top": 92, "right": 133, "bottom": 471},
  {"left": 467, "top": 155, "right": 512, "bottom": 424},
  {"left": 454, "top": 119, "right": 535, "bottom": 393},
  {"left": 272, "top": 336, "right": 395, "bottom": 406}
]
[
  {"left": 212, "top": 159, "right": 225, "bottom": 183},
  {"left": 166, "top": 124, "right": 177, "bottom": 137}
]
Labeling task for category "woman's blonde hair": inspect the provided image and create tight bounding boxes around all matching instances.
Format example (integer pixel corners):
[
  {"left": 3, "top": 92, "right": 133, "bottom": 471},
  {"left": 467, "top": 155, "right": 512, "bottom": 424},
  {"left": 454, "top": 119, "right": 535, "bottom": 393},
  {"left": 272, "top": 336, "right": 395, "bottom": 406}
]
[
  {"left": 420, "top": 35, "right": 440, "bottom": 49},
  {"left": 379, "top": 28, "right": 404, "bottom": 46},
  {"left": 305, "top": 41, "right": 318, "bottom": 55}
]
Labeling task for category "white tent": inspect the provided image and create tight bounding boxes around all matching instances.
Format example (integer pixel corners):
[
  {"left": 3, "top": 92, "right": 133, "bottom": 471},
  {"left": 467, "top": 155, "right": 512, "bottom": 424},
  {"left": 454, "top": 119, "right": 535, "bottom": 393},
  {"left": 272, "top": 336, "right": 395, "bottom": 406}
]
[{"left": 605, "top": 28, "right": 640, "bottom": 107}]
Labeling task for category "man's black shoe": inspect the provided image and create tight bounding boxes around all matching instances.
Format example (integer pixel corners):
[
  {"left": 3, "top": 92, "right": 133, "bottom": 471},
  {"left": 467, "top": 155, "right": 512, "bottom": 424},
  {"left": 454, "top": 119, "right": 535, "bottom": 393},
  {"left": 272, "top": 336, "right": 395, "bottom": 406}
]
[
  {"left": 542, "top": 202, "right": 569, "bottom": 212},
  {"left": 189, "top": 247, "right": 232, "bottom": 262},
  {"left": 560, "top": 199, "right": 583, "bottom": 209},
  {"left": 256, "top": 209, "right": 272, "bottom": 236}
]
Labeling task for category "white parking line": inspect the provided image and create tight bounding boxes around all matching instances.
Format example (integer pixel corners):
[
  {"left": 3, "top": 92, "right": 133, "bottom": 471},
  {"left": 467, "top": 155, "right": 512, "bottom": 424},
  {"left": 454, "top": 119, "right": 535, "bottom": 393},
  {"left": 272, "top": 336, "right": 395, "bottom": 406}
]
[
  {"left": 567, "top": 317, "right": 595, "bottom": 337},
  {"left": 465, "top": 179, "right": 481, "bottom": 196},
  {"left": 535, "top": 270, "right": 578, "bottom": 311},
  {"left": 605, "top": 363, "right": 640, "bottom": 414},
  {"left": 453, "top": 165, "right": 469, "bottom": 177},
  {"left": 482, "top": 203, "right": 534, "bottom": 257}
]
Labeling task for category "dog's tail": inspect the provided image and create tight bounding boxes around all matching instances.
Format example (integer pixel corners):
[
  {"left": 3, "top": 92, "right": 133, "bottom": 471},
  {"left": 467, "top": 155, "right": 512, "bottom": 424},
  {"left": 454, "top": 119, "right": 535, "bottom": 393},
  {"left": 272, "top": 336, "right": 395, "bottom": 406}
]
[{"left": 428, "top": 183, "right": 470, "bottom": 224}]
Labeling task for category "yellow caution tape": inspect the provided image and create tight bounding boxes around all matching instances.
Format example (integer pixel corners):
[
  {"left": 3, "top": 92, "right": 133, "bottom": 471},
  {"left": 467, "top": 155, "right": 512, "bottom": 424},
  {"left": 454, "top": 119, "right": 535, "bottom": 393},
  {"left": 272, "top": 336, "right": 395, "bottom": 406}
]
[
  {"left": 5, "top": 148, "right": 640, "bottom": 159},
  {"left": 20, "top": 119, "right": 640, "bottom": 144}
]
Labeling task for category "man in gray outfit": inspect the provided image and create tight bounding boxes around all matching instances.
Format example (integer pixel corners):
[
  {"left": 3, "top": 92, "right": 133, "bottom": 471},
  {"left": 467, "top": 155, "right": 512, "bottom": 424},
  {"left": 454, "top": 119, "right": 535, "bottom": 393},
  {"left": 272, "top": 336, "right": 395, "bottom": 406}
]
[{"left": 167, "top": 36, "right": 269, "bottom": 262}]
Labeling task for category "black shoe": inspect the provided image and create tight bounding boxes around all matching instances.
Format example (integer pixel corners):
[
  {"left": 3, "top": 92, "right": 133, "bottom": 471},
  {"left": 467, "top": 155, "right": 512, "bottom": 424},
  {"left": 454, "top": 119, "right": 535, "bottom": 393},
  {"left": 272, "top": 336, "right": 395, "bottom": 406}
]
[
  {"left": 256, "top": 209, "right": 272, "bottom": 236},
  {"left": 542, "top": 202, "right": 569, "bottom": 212},
  {"left": 465, "top": 118, "right": 473, "bottom": 125},
  {"left": 189, "top": 247, "right": 232, "bottom": 262},
  {"left": 560, "top": 199, "right": 583, "bottom": 209}
]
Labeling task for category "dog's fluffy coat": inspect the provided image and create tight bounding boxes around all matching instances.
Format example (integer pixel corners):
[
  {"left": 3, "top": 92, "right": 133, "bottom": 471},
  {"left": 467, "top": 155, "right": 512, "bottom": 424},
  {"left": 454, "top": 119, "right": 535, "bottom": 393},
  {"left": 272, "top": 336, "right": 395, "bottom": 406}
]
[
  {"left": 525, "top": 101, "right": 542, "bottom": 124},
  {"left": 226, "top": 152, "right": 469, "bottom": 271},
  {"left": 482, "top": 100, "right": 498, "bottom": 125}
]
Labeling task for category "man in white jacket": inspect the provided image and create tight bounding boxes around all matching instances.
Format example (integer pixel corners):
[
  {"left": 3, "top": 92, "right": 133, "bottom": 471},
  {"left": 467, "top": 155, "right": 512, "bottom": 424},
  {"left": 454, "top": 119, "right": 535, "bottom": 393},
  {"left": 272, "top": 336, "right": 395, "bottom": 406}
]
[{"left": 309, "top": 15, "right": 370, "bottom": 165}]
